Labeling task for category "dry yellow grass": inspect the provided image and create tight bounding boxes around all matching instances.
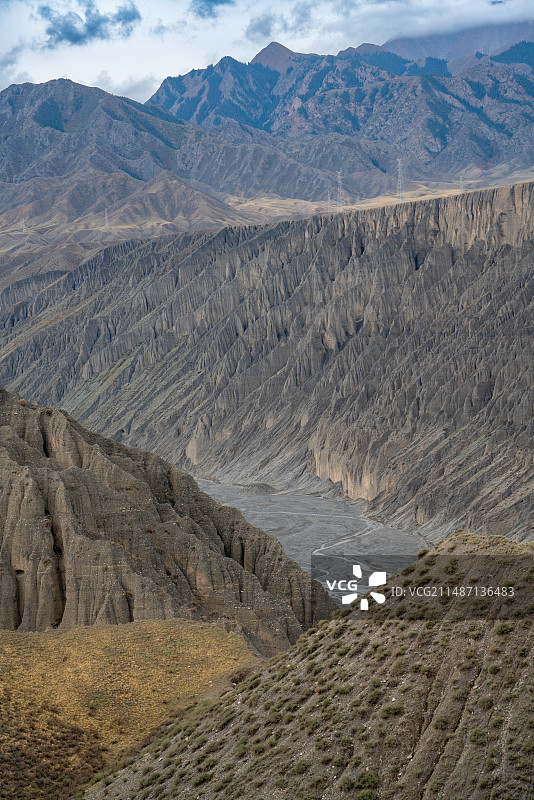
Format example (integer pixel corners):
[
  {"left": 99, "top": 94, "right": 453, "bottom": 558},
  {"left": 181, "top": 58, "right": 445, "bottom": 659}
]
[{"left": 0, "top": 619, "right": 258, "bottom": 800}]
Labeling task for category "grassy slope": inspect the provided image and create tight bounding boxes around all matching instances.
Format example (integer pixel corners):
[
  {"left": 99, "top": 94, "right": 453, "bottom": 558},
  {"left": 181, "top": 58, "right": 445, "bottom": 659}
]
[
  {"left": 0, "top": 620, "right": 257, "bottom": 800},
  {"left": 85, "top": 533, "right": 534, "bottom": 800}
]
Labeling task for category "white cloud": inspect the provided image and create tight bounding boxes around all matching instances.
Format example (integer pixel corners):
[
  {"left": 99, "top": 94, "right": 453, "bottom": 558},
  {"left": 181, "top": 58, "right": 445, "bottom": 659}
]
[
  {"left": 92, "top": 69, "right": 158, "bottom": 99},
  {"left": 0, "top": 0, "right": 533, "bottom": 99}
]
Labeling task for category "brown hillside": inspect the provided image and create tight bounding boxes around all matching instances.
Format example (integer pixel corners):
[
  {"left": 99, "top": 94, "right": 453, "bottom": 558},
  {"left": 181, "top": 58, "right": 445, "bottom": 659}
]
[{"left": 0, "top": 618, "right": 257, "bottom": 800}]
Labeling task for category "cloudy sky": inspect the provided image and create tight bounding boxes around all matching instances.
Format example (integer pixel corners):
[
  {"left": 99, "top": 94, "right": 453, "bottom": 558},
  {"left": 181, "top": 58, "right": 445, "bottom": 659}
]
[{"left": 1, "top": 0, "right": 533, "bottom": 100}]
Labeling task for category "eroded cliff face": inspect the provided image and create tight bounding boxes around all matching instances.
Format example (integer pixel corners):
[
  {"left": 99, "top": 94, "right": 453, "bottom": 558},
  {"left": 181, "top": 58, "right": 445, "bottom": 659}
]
[
  {"left": 0, "top": 182, "right": 532, "bottom": 539},
  {"left": 0, "top": 387, "right": 332, "bottom": 650}
]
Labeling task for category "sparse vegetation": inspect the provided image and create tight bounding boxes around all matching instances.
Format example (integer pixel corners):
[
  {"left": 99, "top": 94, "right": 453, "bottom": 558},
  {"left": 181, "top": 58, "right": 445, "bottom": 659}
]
[
  {"left": 82, "top": 534, "right": 534, "bottom": 800},
  {"left": 0, "top": 620, "right": 256, "bottom": 800}
]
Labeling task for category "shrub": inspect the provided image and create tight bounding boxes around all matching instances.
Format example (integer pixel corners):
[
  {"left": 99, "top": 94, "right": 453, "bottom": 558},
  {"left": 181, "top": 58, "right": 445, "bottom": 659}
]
[
  {"left": 380, "top": 704, "right": 404, "bottom": 719},
  {"left": 204, "top": 739, "right": 224, "bottom": 754},
  {"left": 309, "top": 775, "right": 328, "bottom": 790},
  {"left": 192, "top": 735, "right": 207, "bottom": 749},
  {"left": 339, "top": 775, "right": 356, "bottom": 791},
  {"left": 444, "top": 558, "right": 459, "bottom": 574},
  {"left": 218, "top": 711, "right": 235, "bottom": 729},
  {"left": 293, "top": 759, "right": 310, "bottom": 774},
  {"left": 354, "top": 770, "right": 379, "bottom": 789},
  {"left": 367, "top": 689, "right": 382, "bottom": 705},
  {"left": 495, "top": 622, "right": 514, "bottom": 635},
  {"left": 192, "top": 771, "right": 213, "bottom": 786},
  {"left": 315, "top": 737, "right": 330, "bottom": 750}
]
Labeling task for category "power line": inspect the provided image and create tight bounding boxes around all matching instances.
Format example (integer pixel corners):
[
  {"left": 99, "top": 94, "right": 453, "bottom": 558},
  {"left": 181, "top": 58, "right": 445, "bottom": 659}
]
[
  {"left": 337, "top": 170, "right": 344, "bottom": 212},
  {"left": 397, "top": 158, "right": 406, "bottom": 203}
]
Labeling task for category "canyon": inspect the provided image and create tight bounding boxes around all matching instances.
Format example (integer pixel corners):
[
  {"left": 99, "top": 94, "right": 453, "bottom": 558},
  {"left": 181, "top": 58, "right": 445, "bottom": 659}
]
[{"left": 0, "top": 182, "right": 531, "bottom": 541}]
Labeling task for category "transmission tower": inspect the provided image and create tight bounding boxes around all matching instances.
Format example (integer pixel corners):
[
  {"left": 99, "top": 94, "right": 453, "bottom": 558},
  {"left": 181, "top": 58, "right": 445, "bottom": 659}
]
[
  {"left": 397, "top": 158, "right": 406, "bottom": 203},
  {"left": 22, "top": 217, "right": 26, "bottom": 233},
  {"left": 104, "top": 208, "right": 109, "bottom": 229},
  {"left": 337, "top": 170, "right": 344, "bottom": 212},
  {"left": 459, "top": 176, "right": 465, "bottom": 194},
  {"left": 301, "top": 200, "right": 305, "bottom": 215},
  {"left": 327, "top": 190, "right": 331, "bottom": 213},
  {"left": 356, "top": 194, "right": 361, "bottom": 210}
]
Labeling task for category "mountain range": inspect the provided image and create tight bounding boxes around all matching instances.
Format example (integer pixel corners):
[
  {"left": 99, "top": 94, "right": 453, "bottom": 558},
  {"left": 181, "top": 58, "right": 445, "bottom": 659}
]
[
  {"left": 148, "top": 37, "right": 534, "bottom": 189},
  {"left": 1, "top": 20, "right": 534, "bottom": 800},
  {"left": 3, "top": 25, "right": 534, "bottom": 245}
]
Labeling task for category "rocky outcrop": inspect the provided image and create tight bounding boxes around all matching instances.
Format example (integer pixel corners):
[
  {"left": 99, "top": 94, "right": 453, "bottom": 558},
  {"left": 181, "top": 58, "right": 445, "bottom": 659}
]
[
  {"left": 0, "top": 386, "right": 333, "bottom": 651},
  {"left": 0, "top": 182, "right": 532, "bottom": 540}
]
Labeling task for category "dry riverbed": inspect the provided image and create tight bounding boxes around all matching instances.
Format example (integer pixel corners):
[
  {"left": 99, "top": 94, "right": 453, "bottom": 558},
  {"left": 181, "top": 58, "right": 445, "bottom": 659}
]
[{"left": 196, "top": 480, "right": 429, "bottom": 574}]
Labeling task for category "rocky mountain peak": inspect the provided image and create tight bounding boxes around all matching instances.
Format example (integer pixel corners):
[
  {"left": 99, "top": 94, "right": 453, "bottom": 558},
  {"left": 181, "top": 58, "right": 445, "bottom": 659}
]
[
  {"left": 250, "top": 42, "right": 297, "bottom": 72},
  {"left": 250, "top": 41, "right": 304, "bottom": 72}
]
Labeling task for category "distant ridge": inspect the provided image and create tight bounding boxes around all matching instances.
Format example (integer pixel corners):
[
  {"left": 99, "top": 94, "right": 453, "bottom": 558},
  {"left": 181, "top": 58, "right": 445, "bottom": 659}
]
[
  {"left": 4, "top": 21, "right": 534, "bottom": 242},
  {"left": 384, "top": 19, "right": 534, "bottom": 61}
]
